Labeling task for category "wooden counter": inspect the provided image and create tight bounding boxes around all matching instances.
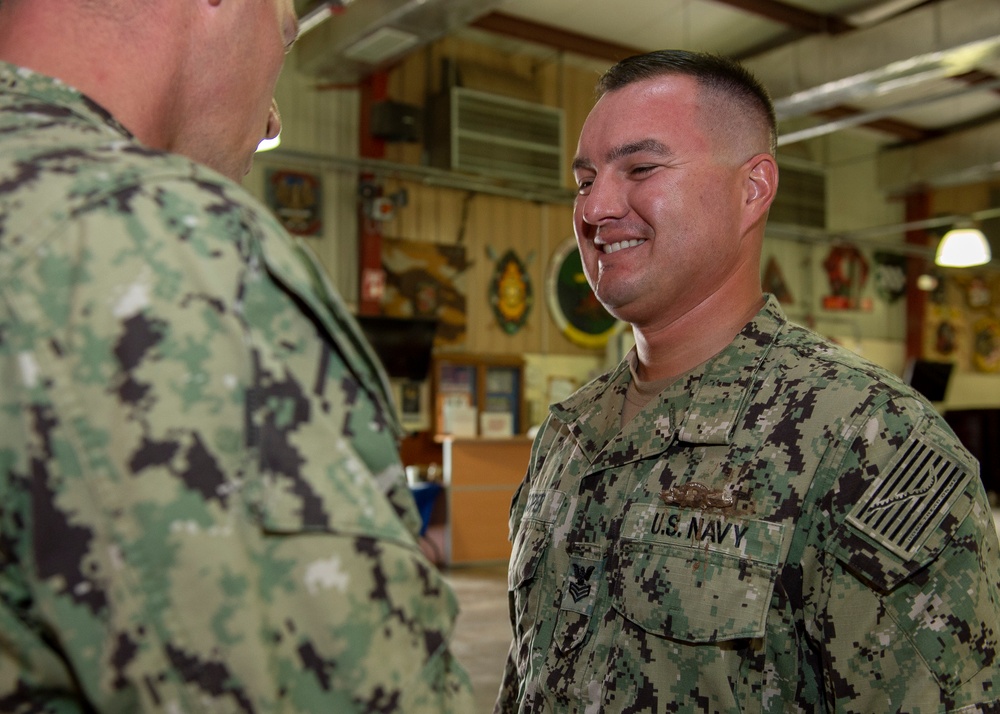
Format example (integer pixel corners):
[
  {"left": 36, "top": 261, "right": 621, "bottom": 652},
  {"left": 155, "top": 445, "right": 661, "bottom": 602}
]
[{"left": 442, "top": 436, "right": 532, "bottom": 565}]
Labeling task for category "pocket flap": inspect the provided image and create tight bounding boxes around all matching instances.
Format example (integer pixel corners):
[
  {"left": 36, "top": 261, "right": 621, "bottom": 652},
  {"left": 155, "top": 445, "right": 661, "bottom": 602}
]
[
  {"left": 250, "top": 438, "right": 413, "bottom": 545},
  {"left": 612, "top": 504, "right": 783, "bottom": 643},
  {"left": 509, "top": 522, "right": 549, "bottom": 591}
]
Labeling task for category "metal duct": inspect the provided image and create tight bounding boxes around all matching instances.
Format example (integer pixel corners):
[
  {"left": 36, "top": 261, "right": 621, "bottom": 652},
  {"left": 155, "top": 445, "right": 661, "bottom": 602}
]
[
  {"left": 294, "top": 0, "right": 507, "bottom": 82},
  {"left": 745, "top": 0, "right": 1000, "bottom": 117}
]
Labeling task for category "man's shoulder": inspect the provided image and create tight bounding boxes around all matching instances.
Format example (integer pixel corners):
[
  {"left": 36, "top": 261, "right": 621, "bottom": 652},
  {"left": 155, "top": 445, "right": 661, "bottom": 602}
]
[
  {"left": 72, "top": 143, "right": 267, "bottom": 221},
  {"left": 5, "top": 132, "right": 245, "bottom": 199},
  {"left": 0, "top": 128, "right": 276, "bottom": 243},
  {"left": 770, "top": 319, "right": 914, "bottom": 401}
]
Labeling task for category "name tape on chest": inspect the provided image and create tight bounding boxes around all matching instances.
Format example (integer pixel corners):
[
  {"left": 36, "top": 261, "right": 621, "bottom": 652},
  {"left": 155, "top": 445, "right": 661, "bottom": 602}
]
[
  {"left": 523, "top": 489, "right": 566, "bottom": 524},
  {"left": 621, "top": 503, "right": 783, "bottom": 564}
]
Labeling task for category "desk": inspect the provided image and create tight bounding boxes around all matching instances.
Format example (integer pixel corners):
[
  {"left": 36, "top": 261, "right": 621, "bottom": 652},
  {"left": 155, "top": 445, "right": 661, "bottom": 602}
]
[{"left": 442, "top": 437, "right": 532, "bottom": 565}]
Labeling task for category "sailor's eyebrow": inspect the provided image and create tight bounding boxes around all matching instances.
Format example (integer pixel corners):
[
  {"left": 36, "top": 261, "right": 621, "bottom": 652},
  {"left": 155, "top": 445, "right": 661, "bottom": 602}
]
[
  {"left": 605, "top": 138, "right": 672, "bottom": 163},
  {"left": 573, "top": 138, "right": 673, "bottom": 173}
]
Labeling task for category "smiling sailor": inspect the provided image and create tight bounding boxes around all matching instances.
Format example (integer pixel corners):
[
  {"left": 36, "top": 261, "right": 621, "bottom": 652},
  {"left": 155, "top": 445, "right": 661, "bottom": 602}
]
[{"left": 495, "top": 49, "right": 1000, "bottom": 714}]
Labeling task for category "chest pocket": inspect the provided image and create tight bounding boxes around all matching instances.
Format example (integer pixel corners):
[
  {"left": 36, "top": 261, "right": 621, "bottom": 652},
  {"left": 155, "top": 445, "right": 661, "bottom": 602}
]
[{"left": 610, "top": 503, "right": 784, "bottom": 642}]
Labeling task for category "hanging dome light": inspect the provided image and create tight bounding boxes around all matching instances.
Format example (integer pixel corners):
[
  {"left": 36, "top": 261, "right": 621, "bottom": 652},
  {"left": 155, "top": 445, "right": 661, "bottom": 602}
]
[{"left": 935, "top": 222, "right": 991, "bottom": 268}]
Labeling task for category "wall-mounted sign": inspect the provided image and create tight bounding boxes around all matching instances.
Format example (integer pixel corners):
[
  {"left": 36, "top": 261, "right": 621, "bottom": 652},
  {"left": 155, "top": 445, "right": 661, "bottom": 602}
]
[
  {"left": 822, "top": 243, "right": 872, "bottom": 311},
  {"left": 973, "top": 317, "right": 1000, "bottom": 373},
  {"left": 487, "top": 248, "right": 533, "bottom": 335},
  {"left": 265, "top": 169, "right": 322, "bottom": 236},
  {"left": 873, "top": 251, "right": 907, "bottom": 304},
  {"left": 546, "top": 237, "right": 619, "bottom": 349}
]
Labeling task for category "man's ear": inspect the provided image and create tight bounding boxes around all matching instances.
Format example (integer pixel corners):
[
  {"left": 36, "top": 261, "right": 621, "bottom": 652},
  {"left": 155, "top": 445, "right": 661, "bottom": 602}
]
[{"left": 744, "top": 153, "right": 778, "bottom": 217}]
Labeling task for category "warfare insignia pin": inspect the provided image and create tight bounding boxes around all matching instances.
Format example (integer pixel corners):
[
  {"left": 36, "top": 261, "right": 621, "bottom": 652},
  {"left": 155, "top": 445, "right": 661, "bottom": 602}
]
[{"left": 660, "top": 482, "right": 735, "bottom": 512}]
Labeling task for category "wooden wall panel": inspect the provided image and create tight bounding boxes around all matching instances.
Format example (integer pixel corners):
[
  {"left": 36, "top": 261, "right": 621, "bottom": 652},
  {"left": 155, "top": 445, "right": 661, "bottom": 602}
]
[
  {"left": 250, "top": 71, "right": 362, "bottom": 305},
  {"left": 374, "top": 175, "right": 598, "bottom": 357},
  {"left": 375, "top": 37, "right": 617, "bottom": 359},
  {"left": 253, "top": 36, "right": 617, "bottom": 360},
  {"left": 930, "top": 183, "right": 993, "bottom": 217}
]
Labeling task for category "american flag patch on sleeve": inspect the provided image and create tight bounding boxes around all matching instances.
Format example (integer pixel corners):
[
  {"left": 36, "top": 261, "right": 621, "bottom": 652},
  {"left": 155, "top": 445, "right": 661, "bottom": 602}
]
[{"left": 847, "top": 432, "right": 973, "bottom": 560}]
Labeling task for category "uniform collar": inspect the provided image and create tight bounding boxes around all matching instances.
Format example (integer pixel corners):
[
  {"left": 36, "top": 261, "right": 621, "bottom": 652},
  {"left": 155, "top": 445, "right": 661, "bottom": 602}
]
[
  {"left": 674, "top": 296, "right": 784, "bottom": 444},
  {"left": 0, "top": 61, "right": 133, "bottom": 140},
  {"left": 551, "top": 295, "right": 787, "bottom": 463}
]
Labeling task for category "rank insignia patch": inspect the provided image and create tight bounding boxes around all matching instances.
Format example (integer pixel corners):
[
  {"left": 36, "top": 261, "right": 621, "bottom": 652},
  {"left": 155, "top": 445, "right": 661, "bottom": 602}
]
[
  {"left": 847, "top": 433, "right": 972, "bottom": 559},
  {"left": 568, "top": 564, "right": 594, "bottom": 603},
  {"left": 560, "top": 551, "right": 604, "bottom": 616}
]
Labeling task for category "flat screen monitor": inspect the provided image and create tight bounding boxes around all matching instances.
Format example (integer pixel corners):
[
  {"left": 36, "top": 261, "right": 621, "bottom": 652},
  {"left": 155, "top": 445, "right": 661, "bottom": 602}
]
[{"left": 903, "top": 358, "right": 954, "bottom": 403}]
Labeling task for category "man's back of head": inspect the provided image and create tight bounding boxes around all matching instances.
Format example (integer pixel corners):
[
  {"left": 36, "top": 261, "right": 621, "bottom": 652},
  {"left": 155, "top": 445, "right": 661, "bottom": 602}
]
[{"left": 0, "top": 0, "right": 291, "bottom": 181}]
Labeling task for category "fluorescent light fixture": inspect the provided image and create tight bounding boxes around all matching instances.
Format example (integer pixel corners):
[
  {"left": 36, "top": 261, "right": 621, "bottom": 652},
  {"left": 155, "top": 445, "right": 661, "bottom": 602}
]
[
  {"left": 935, "top": 223, "right": 991, "bottom": 268},
  {"left": 256, "top": 134, "right": 281, "bottom": 153}
]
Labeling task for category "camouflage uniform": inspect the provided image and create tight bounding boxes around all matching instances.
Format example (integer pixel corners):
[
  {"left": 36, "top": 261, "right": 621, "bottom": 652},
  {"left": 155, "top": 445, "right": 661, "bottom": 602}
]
[
  {"left": 0, "top": 62, "right": 473, "bottom": 713},
  {"left": 498, "top": 295, "right": 1000, "bottom": 713}
]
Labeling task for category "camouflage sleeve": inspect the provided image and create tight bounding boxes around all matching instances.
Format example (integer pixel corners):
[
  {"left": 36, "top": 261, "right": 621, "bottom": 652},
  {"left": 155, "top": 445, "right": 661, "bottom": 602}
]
[
  {"left": 272, "top": 235, "right": 424, "bottom": 541},
  {"left": 814, "top": 397, "right": 1000, "bottom": 712},
  {"left": 0, "top": 173, "right": 472, "bottom": 712},
  {"left": 495, "top": 419, "right": 553, "bottom": 713}
]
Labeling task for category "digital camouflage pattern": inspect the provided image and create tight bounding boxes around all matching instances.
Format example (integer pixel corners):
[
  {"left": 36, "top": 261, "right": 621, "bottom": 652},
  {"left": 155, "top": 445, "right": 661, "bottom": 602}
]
[
  {"left": 0, "top": 62, "right": 473, "bottom": 713},
  {"left": 498, "top": 295, "right": 1000, "bottom": 713}
]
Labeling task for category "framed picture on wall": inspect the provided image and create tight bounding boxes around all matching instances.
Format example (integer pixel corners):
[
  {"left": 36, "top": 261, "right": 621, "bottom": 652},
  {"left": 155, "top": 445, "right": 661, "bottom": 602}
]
[{"left": 546, "top": 237, "right": 621, "bottom": 348}]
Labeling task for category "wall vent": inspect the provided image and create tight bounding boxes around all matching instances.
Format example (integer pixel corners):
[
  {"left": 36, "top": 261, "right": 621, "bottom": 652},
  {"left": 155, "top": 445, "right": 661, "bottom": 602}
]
[
  {"left": 770, "top": 163, "right": 826, "bottom": 228},
  {"left": 428, "top": 87, "right": 564, "bottom": 187}
]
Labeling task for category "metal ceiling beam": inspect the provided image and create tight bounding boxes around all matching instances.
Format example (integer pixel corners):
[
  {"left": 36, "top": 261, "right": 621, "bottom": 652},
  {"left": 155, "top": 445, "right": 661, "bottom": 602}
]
[
  {"left": 470, "top": 0, "right": 856, "bottom": 64},
  {"left": 778, "top": 75, "right": 1000, "bottom": 145},
  {"left": 470, "top": 12, "right": 641, "bottom": 63},
  {"left": 844, "top": 0, "right": 937, "bottom": 28},
  {"left": 467, "top": 7, "right": 963, "bottom": 144},
  {"left": 708, "top": 0, "right": 853, "bottom": 34},
  {"left": 813, "top": 106, "right": 934, "bottom": 142},
  {"left": 297, "top": 1, "right": 353, "bottom": 38}
]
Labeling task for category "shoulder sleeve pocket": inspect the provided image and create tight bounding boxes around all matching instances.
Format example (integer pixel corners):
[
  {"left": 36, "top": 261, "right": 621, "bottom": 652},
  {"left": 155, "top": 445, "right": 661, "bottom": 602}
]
[
  {"left": 827, "top": 424, "right": 999, "bottom": 693},
  {"left": 830, "top": 428, "right": 976, "bottom": 592}
]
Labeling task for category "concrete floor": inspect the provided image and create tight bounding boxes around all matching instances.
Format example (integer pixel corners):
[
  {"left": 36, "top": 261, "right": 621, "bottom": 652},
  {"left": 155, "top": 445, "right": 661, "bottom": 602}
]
[{"left": 446, "top": 564, "right": 509, "bottom": 714}]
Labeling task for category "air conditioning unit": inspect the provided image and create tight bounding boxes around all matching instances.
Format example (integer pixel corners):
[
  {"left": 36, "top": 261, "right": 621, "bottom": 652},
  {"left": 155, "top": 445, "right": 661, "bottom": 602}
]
[{"left": 428, "top": 87, "right": 565, "bottom": 187}]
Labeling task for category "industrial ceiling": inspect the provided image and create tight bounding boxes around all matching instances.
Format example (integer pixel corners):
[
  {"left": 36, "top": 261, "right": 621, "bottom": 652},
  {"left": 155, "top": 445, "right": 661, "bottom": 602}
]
[{"left": 292, "top": 0, "right": 1000, "bottom": 199}]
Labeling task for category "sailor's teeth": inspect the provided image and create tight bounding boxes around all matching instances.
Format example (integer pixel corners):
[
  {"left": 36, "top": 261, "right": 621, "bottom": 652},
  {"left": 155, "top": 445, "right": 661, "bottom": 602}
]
[{"left": 602, "top": 239, "right": 645, "bottom": 254}]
